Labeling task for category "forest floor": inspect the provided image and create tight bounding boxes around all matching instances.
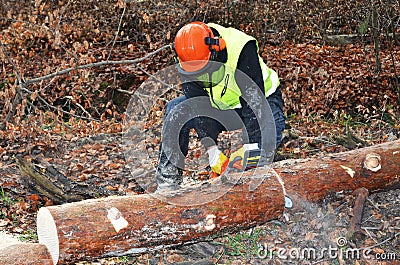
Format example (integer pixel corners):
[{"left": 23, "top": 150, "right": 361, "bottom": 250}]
[{"left": 0, "top": 112, "right": 399, "bottom": 265}]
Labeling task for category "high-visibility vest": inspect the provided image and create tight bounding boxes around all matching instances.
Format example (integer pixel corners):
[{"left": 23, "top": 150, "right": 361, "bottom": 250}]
[{"left": 204, "top": 23, "right": 280, "bottom": 110}]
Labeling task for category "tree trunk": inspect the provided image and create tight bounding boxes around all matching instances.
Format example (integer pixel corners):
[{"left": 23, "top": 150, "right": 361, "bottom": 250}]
[
  {"left": 0, "top": 243, "right": 53, "bottom": 265},
  {"left": 37, "top": 140, "right": 400, "bottom": 264}
]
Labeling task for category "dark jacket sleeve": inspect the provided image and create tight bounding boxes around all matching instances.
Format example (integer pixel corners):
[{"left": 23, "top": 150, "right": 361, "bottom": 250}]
[
  {"left": 236, "top": 40, "right": 265, "bottom": 145},
  {"left": 182, "top": 80, "right": 208, "bottom": 98}
]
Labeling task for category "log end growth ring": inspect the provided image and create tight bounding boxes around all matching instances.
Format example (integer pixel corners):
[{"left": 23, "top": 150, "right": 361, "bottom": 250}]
[
  {"left": 363, "top": 153, "right": 381, "bottom": 172},
  {"left": 37, "top": 207, "right": 59, "bottom": 265}
]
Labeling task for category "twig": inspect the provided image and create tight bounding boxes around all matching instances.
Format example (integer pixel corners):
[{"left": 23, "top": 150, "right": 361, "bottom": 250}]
[
  {"left": 24, "top": 44, "right": 172, "bottom": 85},
  {"left": 63, "top": 96, "right": 93, "bottom": 119},
  {"left": 0, "top": 40, "right": 23, "bottom": 87},
  {"left": 54, "top": 0, "right": 71, "bottom": 37},
  {"left": 52, "top": 0, "right": 78, "bottom": 61},
  {"left": 366, "top": 198, "right": 380, "bottom": 210},
  {"left": 361, "top": 226, "right": 382, "bottom": 230},
  {"left": 298, "top": 136, "right": 337, "bottom": 146},
  {"left": 116, "top": 88, "right": 135, "bottom": 95},
  {"left": 107, "top": 6, "right": 126, "bottom": 61},
  {"left": 20, "top": 86, "right": 99, "bottom": 121},
  {"left": 363, "top": 227, "right": 379, "bottom": 243},
  {"left": 356, "top": 233, "right": 399, "bottom": 250},
  {"left": 131, "top": 63, "right": 171, "bottom": 88}
]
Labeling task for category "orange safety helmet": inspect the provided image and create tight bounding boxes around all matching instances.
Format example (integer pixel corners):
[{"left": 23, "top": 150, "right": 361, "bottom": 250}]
[{"left": 174, "top": 22, "right": 226, "bottom": 74}]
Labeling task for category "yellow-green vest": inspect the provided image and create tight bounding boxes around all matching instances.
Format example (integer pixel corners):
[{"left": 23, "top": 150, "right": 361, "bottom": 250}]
[{"left": 205, "top": 23, "right": 280, "bottom": 110}]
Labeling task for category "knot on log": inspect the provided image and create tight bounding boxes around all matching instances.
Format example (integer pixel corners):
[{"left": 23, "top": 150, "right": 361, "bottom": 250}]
[
  {"left": 204, "top": 214, "right": 216, "bottom": 231},
  {"left": 363, "top": 153, "right": 381, "bottom": 172}
]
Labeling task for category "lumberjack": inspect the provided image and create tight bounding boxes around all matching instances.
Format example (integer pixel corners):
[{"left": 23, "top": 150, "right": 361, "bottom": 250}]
[{"left": 156, "top": 22, "right": 286, "bottom": 192}]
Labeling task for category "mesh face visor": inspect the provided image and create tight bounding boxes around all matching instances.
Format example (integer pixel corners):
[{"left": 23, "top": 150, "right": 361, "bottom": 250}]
[
  {"left": 177, "top": 60, "right": 225, "bottom": 88},
  {"left": 195, "top": 64, "right": 225, "bottom": 87}
]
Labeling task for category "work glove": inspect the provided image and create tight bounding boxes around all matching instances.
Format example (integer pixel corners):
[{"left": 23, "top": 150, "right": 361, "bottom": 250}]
[
  {"left": 229, "top": 143, "right": 266, "bottom": 171},
  {"left": 207, "top": 145, "right": 229, "bottom": 175}
]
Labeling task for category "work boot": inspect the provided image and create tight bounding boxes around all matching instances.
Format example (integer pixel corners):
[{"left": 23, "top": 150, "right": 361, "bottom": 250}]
[{"left": 155, "top": 151, "right": 183, "bottom": 193}]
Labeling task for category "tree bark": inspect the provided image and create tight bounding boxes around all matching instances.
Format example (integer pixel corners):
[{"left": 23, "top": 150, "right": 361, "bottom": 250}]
[
  {"left": 37, "top": 140, "right": 400, "bottom": 264},
  {"left": 0, "top": 243, "right": 53, "bottom": 265}
]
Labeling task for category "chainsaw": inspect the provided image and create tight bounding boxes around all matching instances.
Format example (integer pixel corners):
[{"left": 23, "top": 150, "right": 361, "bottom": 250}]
[{"left": 209, "top": 148, "right": 271, "bottom": 179}]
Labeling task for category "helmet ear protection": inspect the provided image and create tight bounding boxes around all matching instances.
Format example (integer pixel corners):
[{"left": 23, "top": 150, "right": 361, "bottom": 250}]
[
  {"left": 172, "top": 36, "right": 226, "bottom": 62},
  {"left": 205, "top": 36, "right": 226, "bottom": 52},
  {"left": 205, "top": 36, "right": 226, "bottom": 61}
]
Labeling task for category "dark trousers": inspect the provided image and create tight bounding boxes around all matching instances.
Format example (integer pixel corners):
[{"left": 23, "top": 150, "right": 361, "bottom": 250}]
[{"left": 161, "top": 88, "right": 286, "bottom": 165}]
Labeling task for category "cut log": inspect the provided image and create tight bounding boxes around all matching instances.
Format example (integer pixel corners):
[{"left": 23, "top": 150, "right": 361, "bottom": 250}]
[
  {"left": 0, "top": 243, "right": 53, "bottom": 265},
  {"left": 275, "top": 140, "right": 399, "bottom": 202},
  {"left": 37, "top": 177, "right": 284, "bottom": 264},
  {"left": 37, "top": 140, "right": 400, "bottom": 264}
]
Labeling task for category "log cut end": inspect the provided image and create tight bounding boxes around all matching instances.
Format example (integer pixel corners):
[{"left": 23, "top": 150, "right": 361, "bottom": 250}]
[{"left": 37, "top": 207, "right": 59, "bottom": 265}]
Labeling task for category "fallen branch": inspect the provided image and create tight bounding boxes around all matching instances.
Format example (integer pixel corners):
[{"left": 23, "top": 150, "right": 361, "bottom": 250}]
[
  {"left": 36, "top": 140, "right": 400, "bottom": 264},
  {"left": 15, "top": 156, "right": 111, "bottom": 204},
  {"left": 348, "top": 187, "right": 369, "bottom": 238},
  {"left": 24, "top": 44, "right": 171, "bottom": 85},
  {"left": 16, "top": 157, "right": 84, "bottom": 204}
]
